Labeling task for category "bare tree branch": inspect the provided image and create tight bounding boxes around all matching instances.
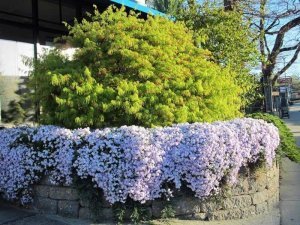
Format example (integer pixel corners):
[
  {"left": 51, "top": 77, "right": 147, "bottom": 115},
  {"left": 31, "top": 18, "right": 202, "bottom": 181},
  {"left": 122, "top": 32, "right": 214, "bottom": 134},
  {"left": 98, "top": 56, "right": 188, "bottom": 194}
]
[
  {"left": 273, "top": 44, "right": 300, "bottom": 83},
  {"left": 264, "top": 16, "right": 300, "bottom": 77},
  {"left": 280, "top": 43, "right": 300, "bottom": 52},
  {"left": 264, "top": 35, "right": 271, "bottom": 55},
  {"left": 265, "top": 18, "right": 279, "bottom": 32},
  {"left": 265, "top": 30, "right": 280, "bottom": 35}
]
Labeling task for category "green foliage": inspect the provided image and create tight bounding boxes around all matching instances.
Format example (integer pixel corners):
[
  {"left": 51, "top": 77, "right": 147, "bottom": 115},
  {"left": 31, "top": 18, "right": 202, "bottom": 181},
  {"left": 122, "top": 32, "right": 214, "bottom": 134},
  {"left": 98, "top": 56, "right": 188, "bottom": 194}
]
[
  {"left": 160, "top": 204, "right": 175, "bottom": 223},
  {"left": 2, "top": 100, "right": 26, "bottom": 125},
  {"left": 249, "top": 113, "right": 300, "bottom": 163},
  {"left": 29, "top": 6, "right": 243, "bottom": 128},
  {"left": 112, "top": 202, "right": 149, "bottom": 225},
  {"left": 130, "top": 205, "right": 149, "bottom": 224},
  {"left": 113, "top": 204, "right": 126, "bottom": 225},
  {"left": 174, "top": 1, "right": 259, "bottom": 108},
  {"left": 152, "top": 0, "right": 184, "bottom": 15}
]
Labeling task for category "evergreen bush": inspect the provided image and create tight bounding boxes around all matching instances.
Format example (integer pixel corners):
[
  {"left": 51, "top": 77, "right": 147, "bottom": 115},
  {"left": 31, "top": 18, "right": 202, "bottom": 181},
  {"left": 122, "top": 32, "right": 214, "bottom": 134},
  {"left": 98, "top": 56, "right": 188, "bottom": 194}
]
[{"left": 29, "top": 6, "right": 243, "bottom": 128}]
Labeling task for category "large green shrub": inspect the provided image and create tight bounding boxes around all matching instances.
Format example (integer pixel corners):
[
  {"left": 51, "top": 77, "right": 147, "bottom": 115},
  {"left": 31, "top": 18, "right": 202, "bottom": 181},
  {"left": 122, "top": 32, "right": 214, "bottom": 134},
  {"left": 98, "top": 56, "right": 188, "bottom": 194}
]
[
  {"left": 30, "top": 6, "right": 243, "bottom": 128},
  {"left": 249, "top": 113, "right": 300, "bottom": 162},
  {"left": 173, "top": 1, "right": 259, "bottom": 109}
]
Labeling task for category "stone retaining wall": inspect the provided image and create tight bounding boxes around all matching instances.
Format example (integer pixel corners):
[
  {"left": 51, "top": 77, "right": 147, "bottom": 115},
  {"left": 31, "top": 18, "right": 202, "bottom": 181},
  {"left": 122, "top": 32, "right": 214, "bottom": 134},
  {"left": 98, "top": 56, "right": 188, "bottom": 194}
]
[{"left": 33, "top": 163, "right": 279, "bottom": 222}]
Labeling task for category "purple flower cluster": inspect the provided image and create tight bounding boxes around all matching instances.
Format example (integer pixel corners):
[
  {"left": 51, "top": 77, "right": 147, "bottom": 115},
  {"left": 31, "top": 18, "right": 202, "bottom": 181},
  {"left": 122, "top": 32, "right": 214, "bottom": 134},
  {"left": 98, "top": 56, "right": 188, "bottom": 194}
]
[{"left": 0, "top": 118, "right": 280, "bottom": 205}]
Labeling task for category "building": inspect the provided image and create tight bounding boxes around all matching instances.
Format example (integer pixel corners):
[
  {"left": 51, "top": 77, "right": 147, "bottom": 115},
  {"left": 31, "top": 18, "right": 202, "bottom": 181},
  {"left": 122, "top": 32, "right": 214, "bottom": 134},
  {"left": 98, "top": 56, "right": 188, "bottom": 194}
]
[{"left": 0, "top": 0, "right": 162, "bottom": 120}]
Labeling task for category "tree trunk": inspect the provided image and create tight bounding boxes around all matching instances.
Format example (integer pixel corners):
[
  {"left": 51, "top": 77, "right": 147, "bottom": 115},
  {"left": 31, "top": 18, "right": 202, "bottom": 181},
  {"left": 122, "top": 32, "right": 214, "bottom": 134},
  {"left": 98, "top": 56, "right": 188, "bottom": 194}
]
[
  {"left": 262, "top": 75, "right": 273, "bottom": 112},
  {"left": 224, "top": 0, "right": 238, "bottom": 11}
]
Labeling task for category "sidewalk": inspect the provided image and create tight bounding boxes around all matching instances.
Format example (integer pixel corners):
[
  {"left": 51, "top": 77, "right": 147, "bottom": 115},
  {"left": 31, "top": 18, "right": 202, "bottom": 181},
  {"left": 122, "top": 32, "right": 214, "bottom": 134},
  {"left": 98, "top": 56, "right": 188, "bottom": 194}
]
[{"left": 281, "top": 103, "right": 300, "bottom": 225}]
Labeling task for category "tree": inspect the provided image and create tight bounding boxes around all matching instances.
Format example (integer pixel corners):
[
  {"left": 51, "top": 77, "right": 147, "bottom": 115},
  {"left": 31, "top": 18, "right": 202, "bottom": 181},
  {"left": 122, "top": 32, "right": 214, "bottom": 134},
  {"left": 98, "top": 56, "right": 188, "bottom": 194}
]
[
  {"left": 152, "top": 0, "right": 184, "bottom": 15},
  {"left": 154, "top": 0, "right": 300, "bottom": 112},
  {"left": 252, "top": 0, "right": 300, "bottom": 111},
  {"left": 250, "top": 0, "right": 300, "bottom": 84},
  {"left": 174, "top": 1, "right": 259, "bottom": 109},
  {"left": 227, "top": 0, "right": 300, "bottom": 111},
  {"left": 2, "top": 100, "right": 26, "bottom": 125},
  {"left": 224, "top": 0, "right": 239, "bottom": 11},
  {"left": 29, "top": 6, "right": 244, "bottom": 128}
]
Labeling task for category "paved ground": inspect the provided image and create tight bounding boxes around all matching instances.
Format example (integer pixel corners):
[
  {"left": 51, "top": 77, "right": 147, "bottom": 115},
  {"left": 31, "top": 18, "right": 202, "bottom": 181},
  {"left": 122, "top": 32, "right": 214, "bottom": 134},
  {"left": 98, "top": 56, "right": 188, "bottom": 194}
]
[
  {"left": 0, "top": 202, "right": 281, "bottom": 225},
  {"left": 281, "top": 102, "right": 300, "bottom": 225},
  {"left": 150, "top": 210, "right": 280, "bottom": 225}
]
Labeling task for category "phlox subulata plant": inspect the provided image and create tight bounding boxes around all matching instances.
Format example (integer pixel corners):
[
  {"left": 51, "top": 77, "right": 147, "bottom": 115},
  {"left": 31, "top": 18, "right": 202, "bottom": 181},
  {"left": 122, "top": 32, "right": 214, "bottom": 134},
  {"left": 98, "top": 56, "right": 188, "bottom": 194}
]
[{"left": 0, "top": 118, "right": 279, "bottom": 205}]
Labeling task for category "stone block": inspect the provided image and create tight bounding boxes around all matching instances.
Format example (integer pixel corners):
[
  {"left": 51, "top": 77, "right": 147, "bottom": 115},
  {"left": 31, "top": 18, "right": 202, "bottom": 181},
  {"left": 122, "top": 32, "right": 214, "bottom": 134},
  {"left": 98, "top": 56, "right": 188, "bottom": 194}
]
[
  {"left": 49, "top": 186, "right": 79, "bottom": 200},
  {"left": 208, "top": 208, "right": 240, "bottom": 220},
  {"left": 39, "top": 175, "right": 53, "bottom": 186},
  {"left": 152, "top": 200, "right": 164, "bottom": 218},
  {"left": 79, "top": 207, "right": 91, "bottom": 219},
  {"left": 256, "top": 202, "right": 269, "bottom": 215},
  {"left": 153, "top": 199, "right": 194, "bottom": 218},
  {"left": 222, "top": 195, "right": 252, "bottom": 209},
  {"left": 79, "top": 195, "right": 111, "bottom": 208},
  {"left": 99, "top": 208, "right": 114, "bottom": 220},
  {"left": 266, "top": 178, "right": 279, "bottom": 191},
  {"left": 267, "top": 165, "right": 279, "bottom": 181},
  {"left": 201, "top": 200, "right": 222, "bottom": 212},
  {"left": 231, "top": 176, "right": 249, "bottom": 195},
  {"left": 240, "top": 205, "right": 256, "bottom": 218},
  {"left": 171, "top": 197, "right": 201, "bottom": 215},
  {"left": 249, "top": 171, "right": 267, "bottom": 192},
  {"left": 34, "top": 185, "right": 50, "bottom": 198},
  {"left": 58, "top": 200, "right": 79, "bottom": 218},
  {"left": 267, "top": 166, "right": 276, "bottom": 178},
  {"left": 267, "top": 187, "right": 278, "bottom": 199},
  {"left": 268, "top": 194, "right": 279, "bottom": 210},
  {"left": 34, "top": 197, "right": 57, "bottom": 214},
  {"left": 79, "top": 199, "right": 90, "bottom": 208},
  {"left": 251, "top": 190, "right": 268, "bottom": 205},
  {"left": 208, "top": 206, "right": 256, "bottom": 220},
  {"left": 192, "top": 213, "right": 207, "bottom": 220}
]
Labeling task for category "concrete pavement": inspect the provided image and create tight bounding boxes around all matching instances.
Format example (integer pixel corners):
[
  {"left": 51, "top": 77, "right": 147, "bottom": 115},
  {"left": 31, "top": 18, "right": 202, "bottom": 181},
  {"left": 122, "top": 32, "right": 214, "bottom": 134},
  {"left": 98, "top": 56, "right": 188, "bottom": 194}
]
[{"left": 281, "top": 102, "right": 300, "bottom": 225}]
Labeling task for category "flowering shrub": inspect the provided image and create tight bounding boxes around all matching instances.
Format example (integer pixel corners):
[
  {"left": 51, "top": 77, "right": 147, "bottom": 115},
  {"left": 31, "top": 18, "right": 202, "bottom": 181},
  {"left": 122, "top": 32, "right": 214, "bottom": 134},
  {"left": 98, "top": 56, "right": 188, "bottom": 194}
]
[{"left": 0, "top": 118, "right": 279, "bottom": 205}]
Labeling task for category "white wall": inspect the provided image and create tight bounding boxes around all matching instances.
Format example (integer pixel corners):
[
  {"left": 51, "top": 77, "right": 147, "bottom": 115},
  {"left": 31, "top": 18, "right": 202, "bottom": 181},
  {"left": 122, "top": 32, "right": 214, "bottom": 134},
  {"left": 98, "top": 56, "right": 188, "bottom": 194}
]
[{"left": 0, "top": 39, "right": 34, "bottom": 76}]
